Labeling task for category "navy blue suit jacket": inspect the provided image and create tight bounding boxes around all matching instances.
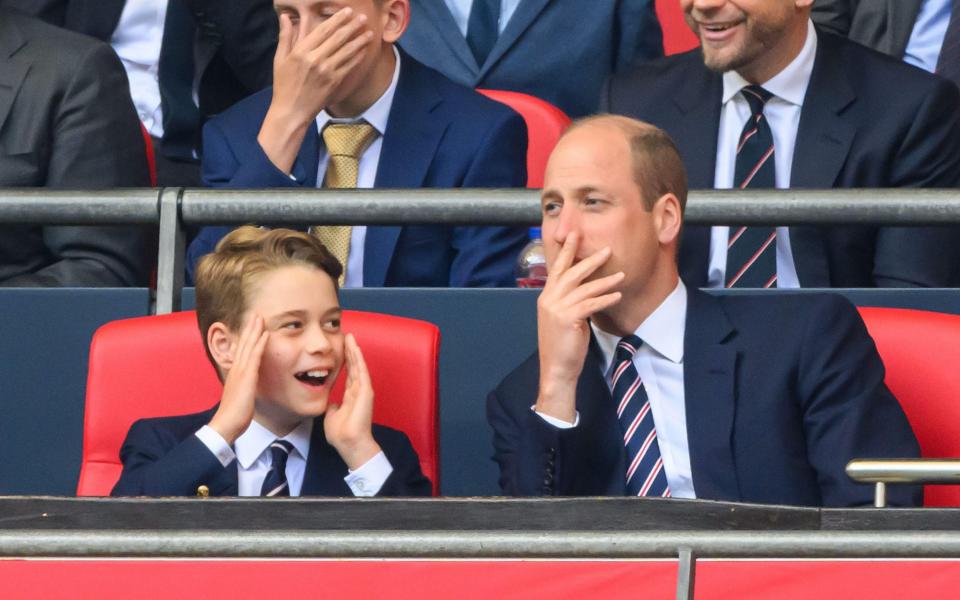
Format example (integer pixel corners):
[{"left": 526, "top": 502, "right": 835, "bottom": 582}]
[
  {"left": 487, "top": 289, "right": 922, "bottom": 507},
  {"left": 601, "top": 30, "right": 960, "bottom": 287},
  {"left": 111, "top": 407, "right": 432, "bottom": 497},
  {"left": 186, "top": 52, "right": 528, "bottom": 287},
  {"left": 399, "top": 0, "right": 663, "bottom": 118}
]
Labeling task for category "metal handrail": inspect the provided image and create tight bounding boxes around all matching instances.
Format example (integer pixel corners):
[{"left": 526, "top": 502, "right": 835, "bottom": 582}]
[{"left": 846, "top": 459, "right": 960, "bottom": 508}]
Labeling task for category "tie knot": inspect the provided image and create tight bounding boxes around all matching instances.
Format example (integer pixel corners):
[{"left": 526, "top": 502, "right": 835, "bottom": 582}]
[
  {"left": 615, "top": 335, "right": 643, "bottom": 363},
  {"left": 322, "top": 122, "right": 379, "bottom": 159},
  {"left": 741, "top": 85, "right": 773, "bottom": 117},
  {"left": 268, "top": 439, "right": 294, "bottom": 470}
]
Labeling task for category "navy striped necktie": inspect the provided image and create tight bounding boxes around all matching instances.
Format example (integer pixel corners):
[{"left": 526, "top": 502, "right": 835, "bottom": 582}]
[
  {"left": 612, "top": 335, "right": 670, "bottom": 497},
  {"left": 260, "top": 440, "right": 295, "bottom": 497},
  {"left": 726, "top": 85, "right": 778, "bottom": 288},
  {"left": 466, "top": 0, "right": 501, "bottom": 66}
]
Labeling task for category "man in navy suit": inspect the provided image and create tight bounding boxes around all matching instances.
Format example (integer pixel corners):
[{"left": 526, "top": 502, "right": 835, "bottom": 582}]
[
  {"left": 186, "top": 0, "right": 528, "bottom": 287},
  {"left": 601, "top": 0, "right": 960, "bottom": 288},
  {"left": 487, "top": 115, "right": 921, "bottom": 507},
  {"left": 398, "top": 0, "right": 663, "bottom": 118}
]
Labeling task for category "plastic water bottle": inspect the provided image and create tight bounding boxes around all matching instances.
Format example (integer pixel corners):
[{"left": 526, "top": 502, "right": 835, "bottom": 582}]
[{"left": 516, "top": 227, "right": 547, "bottom": 288}]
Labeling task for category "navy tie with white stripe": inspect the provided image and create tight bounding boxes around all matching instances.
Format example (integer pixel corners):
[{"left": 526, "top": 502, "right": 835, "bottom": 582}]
[
  {"left": 726, "top": 85, "right": 778, "bottom": 288},
  {"left": 260, "top": 440, "right": 294, "bottom": 497},
  {"left": 612, "top": 335, "right": 670, "bottom": 497}
]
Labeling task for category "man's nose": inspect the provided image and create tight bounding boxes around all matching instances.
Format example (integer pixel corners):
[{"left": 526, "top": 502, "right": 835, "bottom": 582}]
[{"left": 551, "top": 205, "right": 580, "bottom": 244}]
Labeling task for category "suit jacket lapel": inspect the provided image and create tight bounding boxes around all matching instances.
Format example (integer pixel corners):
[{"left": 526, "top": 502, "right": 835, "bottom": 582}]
[
  {"left": 365, "top": 53, "right": 447, "bottom": 286},
  {"left": 0, "top": 17, "right": 28, "bottom": 140},
  {"left": 413, "top": 0, "right": 479, "bottom": 76},
  {"left": 479, "top": 0, "right": 551, "bottom": 79},
  {"left": 66, "top": 0, "right": 126, "bottom": 41},
  {"left": 683, "top": 289, "right": 741, "bottom": 501},
  {"left": 577, "top": 334, "right": 628, "bottom": 494},
  {"left": 888, "top": 0, "right": 925, "bottom": 57},
  {"left": 789, "top": 31, "right": 856, "bottom": 286},
  {"left": 292, "top": 122, "right": 320, "bottom": 186},
  {"left": 301, "top": 415, "right": 352, "bottom": 496}
]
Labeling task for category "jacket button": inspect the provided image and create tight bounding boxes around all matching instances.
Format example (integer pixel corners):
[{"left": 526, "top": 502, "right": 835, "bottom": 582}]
[{"left": 196, "top": 485, "right": 210, "bottom": 498}]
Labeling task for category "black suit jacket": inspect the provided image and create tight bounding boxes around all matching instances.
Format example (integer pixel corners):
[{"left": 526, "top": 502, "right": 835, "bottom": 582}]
[
  {"left": 601, "top": 29, "right": 960, "bottom": 288},
  {"left": 0, "top": 10, "right": 149, "bottom": 286},
  {"left": 812, "top": 0, "right": 925, "bottom": 59},
  {"left": 487, "top": 289, "right": 922, "bottom": 507},
  {"left": 2, "top": 0, "right": 277, "bottom": 148},
  {"left": 111, "top": 407, "right": 432, "bottom": 497}
]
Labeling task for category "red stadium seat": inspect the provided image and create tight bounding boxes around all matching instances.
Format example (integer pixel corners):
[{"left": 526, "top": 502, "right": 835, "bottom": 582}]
[
  {"left": 477, "top": 89, "right": 570, "bottom": 188},
  {"left": 858, "top": 307, "right": 960, "bottom": 507},
  {"left": 655, "top": 0, "right": 700, "bottom": 55},
  {"left": 78, "top": 310, "right": 440, "bottom": 496}
]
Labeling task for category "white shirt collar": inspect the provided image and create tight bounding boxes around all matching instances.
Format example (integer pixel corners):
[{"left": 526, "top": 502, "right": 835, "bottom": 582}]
[
  {"left": 315, "top": 46, "right": 401, "bottom": 135},
  {"left": 722, "top": 19, "right": 817, "bottom": 107},
  {"left": 234, "top": 417, "right": 312, "bottom": 469},
  {"left": 591, "top": 280, "right": 687, "bottom": 375}
]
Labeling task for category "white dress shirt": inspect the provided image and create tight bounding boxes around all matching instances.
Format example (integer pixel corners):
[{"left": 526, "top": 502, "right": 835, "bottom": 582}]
[
  {"left": 110, "top": 0, "right": 167, "bottom": 138},
  {"left": 313, "top": 47, "right": 401, "bottom": 288},
  {"left": 707, "top": 19, "right": 818, "bottom": 289},
  {"left": 195, "top": 418, "right": 393, "bottom": 497},
  {"left": 535, "top": 281, "right": 696, "bottom": 498},
  {"left": 904, "top": 0, "right": 953, "bottom": 73},
  {"left": 442, "top": 0, "right": 523, "bottom": 37}
]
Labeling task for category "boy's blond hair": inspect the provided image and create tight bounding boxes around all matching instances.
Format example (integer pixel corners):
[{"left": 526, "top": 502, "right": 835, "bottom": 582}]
[{"left": 194, "top": 226, "right": 343, "bottom": 370}]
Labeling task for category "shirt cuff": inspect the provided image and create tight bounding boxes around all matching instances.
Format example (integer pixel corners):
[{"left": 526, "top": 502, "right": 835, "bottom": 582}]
[
  {"left": 195, "top": 425, "right": 236, "bottom": 467},
  {"left": 344, "top": 451, "right": 393, "bottom": 496},
  {"left": 532, "top": 405, "right": 580, "bottom": 429}
]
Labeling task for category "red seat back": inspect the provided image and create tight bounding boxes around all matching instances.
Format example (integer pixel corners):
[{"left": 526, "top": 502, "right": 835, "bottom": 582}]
[
  {"left": 655, "top": 0, "right": 700, "bottom": 55},
  {"left": 79, "top": 310, "right": 440, "bottom": 496},
  {"left": 139, "top": 122, "right": 157, "bottom": 187},
  {"left": 858, "top": 307, "right": 960, "bottom": 506},
  {"left": 477, "top": 89, "right": 570, "bottom": 188}
]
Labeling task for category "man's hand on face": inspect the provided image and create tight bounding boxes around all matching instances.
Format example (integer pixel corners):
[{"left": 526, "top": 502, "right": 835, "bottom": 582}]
[
  {"left": 257, "top": 8, "right": 374, "bottom": 174},
  {"left": 535, "top": 232, "right": 624, "bottom": 423},
  {"left": 209, "top": 315, "right": 269, "bottom": 445},
  {"left": 324, "top": 333, "right": 382, "bottom": 470}
]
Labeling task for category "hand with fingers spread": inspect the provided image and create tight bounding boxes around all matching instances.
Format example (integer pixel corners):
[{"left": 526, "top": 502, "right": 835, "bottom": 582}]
[
  {"left": 257, "top": 8, "right": 375, "bottom": 173},
  {"left": 209, "top": 315, "right": 269, "bottom": 444},
  {"left": 325, "top": 333, "right": 382, "bottom": 470},
  {"left": 535, "top": 232, "right": 624, "bottom": 423}
]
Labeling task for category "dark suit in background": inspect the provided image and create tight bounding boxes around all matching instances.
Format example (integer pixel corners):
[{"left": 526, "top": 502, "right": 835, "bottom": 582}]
[
  {"left": 488, "top": 290, "right": 921, "bottom": 507},
  {"left": 112, "top": 407, "right": 432, "bottom": 497},
  {"left": 0, "top": 10, "right": 149, "bottom": 286},
  {"left": 601, "top": 30, "right": 960, "bottom": 287},
  {"left": 812, "top": 0, "right": 925, "bottom": 58},
  {"left": 186, "top": 53, "right": 528, "bottom": 288},
  {"left": 399, "top": 0, "right": 663, "bottom": 118},
  {"left": 2, "top": 0, "right": 277, "bottom": 183}
]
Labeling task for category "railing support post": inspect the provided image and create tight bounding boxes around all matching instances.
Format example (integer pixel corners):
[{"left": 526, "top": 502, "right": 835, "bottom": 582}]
[{"left": 156, "top": 187, "right": 184, "bottom": 315}]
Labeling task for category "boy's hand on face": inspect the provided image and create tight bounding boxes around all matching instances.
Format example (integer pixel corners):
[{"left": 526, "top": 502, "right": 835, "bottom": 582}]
[
  {"left": 324, "top": 333, "right": 382, "bottom": 470},
  {"left": 257, "top": 8, "right": 374, "bottom": 174},
  {"left": 535, "top": 232, "right": 624, "bottom": 423},
  {"left": 209, "top": 315, "right": 269, "bottom": 445}
]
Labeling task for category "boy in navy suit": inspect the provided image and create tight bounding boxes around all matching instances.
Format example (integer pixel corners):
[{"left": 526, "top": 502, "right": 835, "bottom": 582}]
[{"left": 113, "top": 226, "right": 430, "bottom": 497}]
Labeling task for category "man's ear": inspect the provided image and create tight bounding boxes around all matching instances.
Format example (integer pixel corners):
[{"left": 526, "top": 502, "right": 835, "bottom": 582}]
[
  {"left": 207, "top": 322, "right": 237, "bottom": 373},
  {"left": 654, "top": 193, "right": 683, "bottom": 247},
  {"left": 380, "top": 0, "right": 409, "bottom": 43}
]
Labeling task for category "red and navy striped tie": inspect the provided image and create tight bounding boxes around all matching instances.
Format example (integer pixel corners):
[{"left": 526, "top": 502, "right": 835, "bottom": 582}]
[
  {"left": 613, "top": 335, "right": 670, "bottom": 497},
  {"left": 260, "top": 440, "right": 294, "bottom": 497},
  {"left": 726, "top": 85, "right": 777, "bottom": 288}
]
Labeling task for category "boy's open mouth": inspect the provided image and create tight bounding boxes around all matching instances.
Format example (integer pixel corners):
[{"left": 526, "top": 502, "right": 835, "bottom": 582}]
[{"left": 295, "top": 369, "right": 329, "bottom": 387}]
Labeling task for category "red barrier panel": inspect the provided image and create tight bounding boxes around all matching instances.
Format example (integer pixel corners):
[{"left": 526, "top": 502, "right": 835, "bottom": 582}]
[{"left": 0, "top": 560, "right": 678, "bottom": 600}]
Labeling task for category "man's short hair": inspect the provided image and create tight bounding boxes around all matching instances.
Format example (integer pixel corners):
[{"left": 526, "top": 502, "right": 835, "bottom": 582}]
[
  {"left": 194, "top": 226, "right": 343, "bottom": 368},
  {"left": 567, "top": 115, "right": 688, "bottom": 213}
]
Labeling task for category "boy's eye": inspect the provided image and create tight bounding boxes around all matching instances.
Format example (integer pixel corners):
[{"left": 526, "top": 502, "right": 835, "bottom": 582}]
[
  {"left": 281, "top": 321, "right": 302, "bottom": 330},
  {"left": 323, "top": 318, "right": 341, "bottom": 331}
]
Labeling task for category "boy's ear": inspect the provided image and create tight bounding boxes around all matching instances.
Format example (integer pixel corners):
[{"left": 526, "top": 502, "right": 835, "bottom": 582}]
[
  {"left": 380, "top": 0, "right": 409, "bottom": 43},
  {"left": 207, "top": 322, "right": 237, "bottom": 372}
]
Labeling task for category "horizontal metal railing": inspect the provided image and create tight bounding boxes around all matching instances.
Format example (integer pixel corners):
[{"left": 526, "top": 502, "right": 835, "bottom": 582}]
[
  {"left": 3, "top": 187, "right": 960, "bottom": 312},
  {"left": 847, "top": 459, "right": 960, "bottom": 507}
]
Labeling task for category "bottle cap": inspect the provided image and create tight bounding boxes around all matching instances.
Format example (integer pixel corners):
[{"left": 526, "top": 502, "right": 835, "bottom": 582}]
[{"left": 528, "top": 226, "right": 542, "bottom": 240}]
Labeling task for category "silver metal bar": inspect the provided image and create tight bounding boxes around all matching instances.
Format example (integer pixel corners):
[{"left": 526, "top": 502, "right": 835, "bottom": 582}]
[
  {"left": 847, "top": 459, "right": 960, "bottom": 485},
  {"left": 875, "top": 482, "right": 887, "bottom": 509},
  {"left": 0, "top": 190, "right": 160, "bottom": 224},
  {"left": 4, "top": 530, "right": 960, "bottom": 559},
  {"left": 676, "top": 547, "right": 696, "bottom": 600},
  {"left": 155, "top": 187, "right": 185, "bottom": 315},
  {"left": 178, "top": 188, "right": 960, "bottom": 226}
]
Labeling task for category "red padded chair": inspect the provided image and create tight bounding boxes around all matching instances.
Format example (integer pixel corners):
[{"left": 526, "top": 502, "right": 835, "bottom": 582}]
[
  {"left": 655, "top": 0, "right": 700, "bottom": 55},
  {"left": 78, "top": 310, "right": 440, "bottom": 496},
  {"left": 477, "top": 89, "right": 570, "bottom": 188},
  {"left": 858, "top": 307, "right": 960, "bottom": 507}
]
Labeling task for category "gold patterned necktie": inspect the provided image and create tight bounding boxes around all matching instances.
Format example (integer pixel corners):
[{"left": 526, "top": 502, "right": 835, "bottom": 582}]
[{"left": 312, "top": 122, "right": 379, "bottom": 285}]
